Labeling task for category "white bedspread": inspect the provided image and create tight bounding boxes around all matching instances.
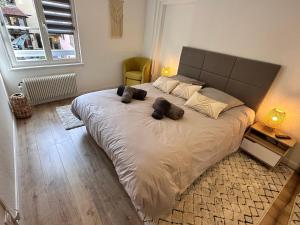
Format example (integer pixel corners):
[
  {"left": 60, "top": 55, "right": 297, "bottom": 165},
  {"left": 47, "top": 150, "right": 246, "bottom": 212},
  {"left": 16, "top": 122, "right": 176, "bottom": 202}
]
[{"left": 71, "top": 83, "right": 255, "bottom": 219}]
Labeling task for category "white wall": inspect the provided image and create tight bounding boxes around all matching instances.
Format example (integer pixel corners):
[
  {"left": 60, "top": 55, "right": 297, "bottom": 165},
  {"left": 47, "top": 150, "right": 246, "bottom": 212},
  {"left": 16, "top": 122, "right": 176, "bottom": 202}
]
[
  {"left": 1, "top": 0, "right": 147, "bottom": 95},
  {"left": 159, "top": 3, "right": 195, "bottom": 75},
  {"left": 0, "top": 73, "right": 16, "bottom": 213},
  {"left": 143, "top": 0, "right": 155, "bottom": 63},
  {"left": 144, "top": 0, "right": 300, "bottom": 168}
]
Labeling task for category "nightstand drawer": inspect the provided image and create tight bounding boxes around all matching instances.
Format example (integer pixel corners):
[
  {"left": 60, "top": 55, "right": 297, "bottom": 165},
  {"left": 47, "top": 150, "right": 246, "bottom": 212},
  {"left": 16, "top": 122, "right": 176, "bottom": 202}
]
[{"left": 241, "top": 138, "right": 281, "bottom": 167}]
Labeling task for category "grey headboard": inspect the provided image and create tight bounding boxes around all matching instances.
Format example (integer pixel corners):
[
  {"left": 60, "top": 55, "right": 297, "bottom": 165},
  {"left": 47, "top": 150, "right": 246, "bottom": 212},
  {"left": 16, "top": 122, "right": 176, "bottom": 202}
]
[{"left": 177, "top": 47, "right": 281, "bottom": 111}]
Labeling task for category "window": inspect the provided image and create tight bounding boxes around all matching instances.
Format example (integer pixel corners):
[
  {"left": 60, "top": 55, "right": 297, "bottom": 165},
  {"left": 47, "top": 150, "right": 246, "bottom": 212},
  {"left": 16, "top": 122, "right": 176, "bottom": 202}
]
[
  {"left": 5, "top": 0, "right": 16, "bottom": 5},
  {"left": 0, "top": 0, "right": 81, "bottom": 68}
]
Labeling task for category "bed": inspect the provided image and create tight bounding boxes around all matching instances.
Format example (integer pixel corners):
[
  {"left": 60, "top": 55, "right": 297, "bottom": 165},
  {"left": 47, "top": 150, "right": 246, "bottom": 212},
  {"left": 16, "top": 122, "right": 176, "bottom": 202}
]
[{"left": 71, "top": 47, "right": 281, "bottom": 220}]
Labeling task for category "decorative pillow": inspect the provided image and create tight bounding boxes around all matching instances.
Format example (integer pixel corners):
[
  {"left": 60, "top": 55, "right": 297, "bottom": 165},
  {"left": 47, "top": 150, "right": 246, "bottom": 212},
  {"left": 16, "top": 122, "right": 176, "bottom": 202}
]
[
  {"left": 171, "top": 82, "right": 202, "bottom": 100},
  {"left": 171, "top": 74, "right": 206, "bottom": 86},
  {"left": 184, "top": 92, "right": 228, "bottom": 119},
  {"left": 200, "top": 87, "right": 244, "bottom": 112},
  {"left": 152, "top": 76, "right": 179, "bottom": 93}
]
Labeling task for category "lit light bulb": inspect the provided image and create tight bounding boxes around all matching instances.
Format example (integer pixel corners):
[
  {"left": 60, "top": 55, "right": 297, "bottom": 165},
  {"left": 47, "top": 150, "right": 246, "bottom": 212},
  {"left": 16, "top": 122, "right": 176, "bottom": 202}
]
[
  {"left": 272, "top": 116, "right": 278, "bottom": 121},
  {"left": 161, "top": 66, "right": 171, "bottom": 76}
]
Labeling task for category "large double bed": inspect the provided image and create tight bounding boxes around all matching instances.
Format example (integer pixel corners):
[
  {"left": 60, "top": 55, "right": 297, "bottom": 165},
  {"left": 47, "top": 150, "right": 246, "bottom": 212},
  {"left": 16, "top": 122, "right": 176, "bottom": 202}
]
[{"left": 71, "top": 47, "right": 280, "bottom": 220}]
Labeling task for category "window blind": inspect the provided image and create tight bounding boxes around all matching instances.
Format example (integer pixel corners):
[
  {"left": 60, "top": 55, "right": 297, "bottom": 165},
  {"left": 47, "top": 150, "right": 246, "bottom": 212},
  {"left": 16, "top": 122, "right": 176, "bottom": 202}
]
[{"left": 42, "top": 0, "right": 74, "bottom": 34}]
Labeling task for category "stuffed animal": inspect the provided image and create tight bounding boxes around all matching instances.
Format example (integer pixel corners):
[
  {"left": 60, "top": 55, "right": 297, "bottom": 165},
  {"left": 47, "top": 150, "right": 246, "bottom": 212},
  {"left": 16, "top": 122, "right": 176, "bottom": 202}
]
[
  {"left": 117, "top": 85, "right": 147, "bottom": 101},
  {"left": 152, "top": 97, "right": 184, "bottom": 120}
]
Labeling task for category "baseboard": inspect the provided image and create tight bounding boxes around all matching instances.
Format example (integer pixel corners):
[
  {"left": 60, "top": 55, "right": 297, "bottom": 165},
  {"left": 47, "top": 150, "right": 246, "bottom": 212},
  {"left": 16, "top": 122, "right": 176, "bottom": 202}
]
[{"left": 282, "top": 157, "right": 300, "bottom": 171}]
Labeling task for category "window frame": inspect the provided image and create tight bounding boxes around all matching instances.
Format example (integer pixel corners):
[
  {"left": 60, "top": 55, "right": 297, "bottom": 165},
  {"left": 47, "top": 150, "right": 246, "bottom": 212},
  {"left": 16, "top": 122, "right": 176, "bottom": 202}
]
[{"left": 0, "top": 0, "right": 82, "bottom": 69}]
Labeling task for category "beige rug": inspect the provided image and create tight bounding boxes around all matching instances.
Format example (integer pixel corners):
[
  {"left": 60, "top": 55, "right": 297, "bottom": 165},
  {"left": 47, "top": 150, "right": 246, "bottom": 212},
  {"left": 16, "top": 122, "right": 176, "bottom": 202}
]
[
  {"left": 56, "top": 105, "right": 84, "bottom": 130},
  {"left": 289, "top": 193, "right": 300, "bottom": 225},
  {"left": 141, "top": 152, "right": 293, "bottom": 225}
]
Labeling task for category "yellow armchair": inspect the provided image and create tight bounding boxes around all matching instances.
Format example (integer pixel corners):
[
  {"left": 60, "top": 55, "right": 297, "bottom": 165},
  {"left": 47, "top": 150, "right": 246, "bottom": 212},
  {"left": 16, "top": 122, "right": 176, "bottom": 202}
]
[{"left": 123, "top": 57, "right": 151, "bottom": 86}]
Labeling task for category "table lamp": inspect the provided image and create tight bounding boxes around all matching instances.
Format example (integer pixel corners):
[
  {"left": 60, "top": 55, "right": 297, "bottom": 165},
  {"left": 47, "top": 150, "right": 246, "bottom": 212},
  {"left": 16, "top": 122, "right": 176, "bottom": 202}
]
[
  {"left": 264, "top": 108, "right": 286, "bottom": 131},
  {"left": 161, "top": 66, "right": 171, "bottom": 76}
]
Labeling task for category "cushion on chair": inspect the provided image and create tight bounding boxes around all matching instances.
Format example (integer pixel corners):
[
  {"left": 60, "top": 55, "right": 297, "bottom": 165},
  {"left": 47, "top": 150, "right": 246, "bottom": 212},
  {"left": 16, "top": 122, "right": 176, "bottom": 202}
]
[
  {"left": 126, "top": 79, "right": 141, "bottom": 86},
  {"left": 125, "top": 71, "right": 142, "bottom": 81}
]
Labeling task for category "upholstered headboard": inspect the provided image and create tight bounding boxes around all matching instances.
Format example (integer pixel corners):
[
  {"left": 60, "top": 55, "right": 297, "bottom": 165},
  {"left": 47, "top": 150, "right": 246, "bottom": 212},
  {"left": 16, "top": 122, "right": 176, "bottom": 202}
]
[{"left": 177, "top": 47, "right": 281, "bottom": 111}]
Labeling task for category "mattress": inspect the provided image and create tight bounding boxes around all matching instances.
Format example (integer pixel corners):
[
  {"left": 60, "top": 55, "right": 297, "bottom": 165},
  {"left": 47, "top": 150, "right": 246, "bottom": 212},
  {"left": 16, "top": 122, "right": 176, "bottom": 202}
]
[{"left": 71, "top": 83, "right": 255, "bottom": 219}]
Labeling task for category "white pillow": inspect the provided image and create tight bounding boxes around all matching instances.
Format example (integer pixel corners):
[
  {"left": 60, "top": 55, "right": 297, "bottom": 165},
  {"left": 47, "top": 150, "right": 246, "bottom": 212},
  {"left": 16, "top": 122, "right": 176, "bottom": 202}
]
[
  {"left": 200, "top": 88, "right": 244, "bottom": 111},
  {"left": 184, "top": 92, "right": 228, "bottom": 119},
  {"left": 171, "top": 82, "right": 202, "bottom": 100},
  {"left": 152, "top": 76, "right": 179, "bottom": 93}
]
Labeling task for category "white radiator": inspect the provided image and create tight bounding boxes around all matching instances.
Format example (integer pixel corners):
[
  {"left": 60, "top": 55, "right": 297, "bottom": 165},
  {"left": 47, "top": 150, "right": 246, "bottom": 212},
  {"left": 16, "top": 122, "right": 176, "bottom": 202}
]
[{"left": 22, "top": 73, "right": 77, "bottom": 105}]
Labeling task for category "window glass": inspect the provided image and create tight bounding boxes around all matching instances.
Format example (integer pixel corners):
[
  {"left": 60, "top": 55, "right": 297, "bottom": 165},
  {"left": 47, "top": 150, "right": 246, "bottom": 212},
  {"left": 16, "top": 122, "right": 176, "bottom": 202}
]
[
  {"left": 0, "top": 0, "right": 46, "bottom": 61},
  {"left": 0, "top": 0, "right": 80, "bottom": 67},
  {"left": 18, "top": 17, "right": 25, "bottom": 26},
  {"left": 41, "top": 0, "right": 76, "bottom": 59},
  {"left": 49, "top": 34, "right": 76, "bottom": 59}
]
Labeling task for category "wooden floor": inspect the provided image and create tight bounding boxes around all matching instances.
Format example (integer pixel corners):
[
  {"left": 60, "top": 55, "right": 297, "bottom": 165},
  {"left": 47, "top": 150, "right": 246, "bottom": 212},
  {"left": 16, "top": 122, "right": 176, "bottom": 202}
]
[
  {"left": 261, "top": 172, "right": 300, "bottom": 225},
  {"left": 16, "top": 99, "right": 300, "bottom": 225},
  {"left": 17, "top": 99, "right": 142, "bottom": 225}
]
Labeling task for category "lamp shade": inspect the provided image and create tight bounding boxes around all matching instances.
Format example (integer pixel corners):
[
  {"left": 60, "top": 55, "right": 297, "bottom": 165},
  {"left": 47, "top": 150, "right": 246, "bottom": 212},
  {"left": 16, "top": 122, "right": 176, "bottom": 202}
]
[
  {"left": 161, "top": 66, "right": 171, "bottom": 76},
  {"left": 265, "top": 108, "right": 286, "bottom": 129}
]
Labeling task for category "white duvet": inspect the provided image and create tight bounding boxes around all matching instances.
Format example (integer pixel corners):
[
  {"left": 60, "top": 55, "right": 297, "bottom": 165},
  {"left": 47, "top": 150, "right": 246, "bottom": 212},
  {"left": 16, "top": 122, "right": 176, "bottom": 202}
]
[{"left": 71, "top": 83, "right": 255, "bottom": 219}]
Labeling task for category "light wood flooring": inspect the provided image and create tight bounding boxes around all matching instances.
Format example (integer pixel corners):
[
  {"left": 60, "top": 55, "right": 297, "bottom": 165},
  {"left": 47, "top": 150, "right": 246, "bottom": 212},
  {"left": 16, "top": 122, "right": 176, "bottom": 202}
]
[{"left": 16, "top": 99, "right": 300, "bottom": 225}]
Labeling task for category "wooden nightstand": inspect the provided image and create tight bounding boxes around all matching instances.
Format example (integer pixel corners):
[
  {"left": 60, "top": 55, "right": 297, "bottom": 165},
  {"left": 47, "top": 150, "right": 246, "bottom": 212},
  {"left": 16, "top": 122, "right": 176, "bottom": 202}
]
[{"left": 241, "top": 122, "right": 296, "bottom": 167}]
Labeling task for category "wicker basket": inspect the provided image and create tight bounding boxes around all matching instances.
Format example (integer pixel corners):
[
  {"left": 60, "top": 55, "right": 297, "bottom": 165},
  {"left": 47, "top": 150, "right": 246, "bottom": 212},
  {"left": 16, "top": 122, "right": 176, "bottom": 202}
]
[{"left": 10, "top": 93, "right": 32, "bottom": 119}]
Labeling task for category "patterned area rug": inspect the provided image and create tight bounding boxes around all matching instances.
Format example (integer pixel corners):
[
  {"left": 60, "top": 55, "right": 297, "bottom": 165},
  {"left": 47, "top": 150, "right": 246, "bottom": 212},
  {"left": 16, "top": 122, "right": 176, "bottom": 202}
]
[
  {"left": 141, "top": 152, "right": 293, "bottom": 225},
  {"left": 56, "top": 105, "right": 84, "bottom": 130},
  {"left": 289, "top": 193, "right": 300, "bottom": 225}
]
